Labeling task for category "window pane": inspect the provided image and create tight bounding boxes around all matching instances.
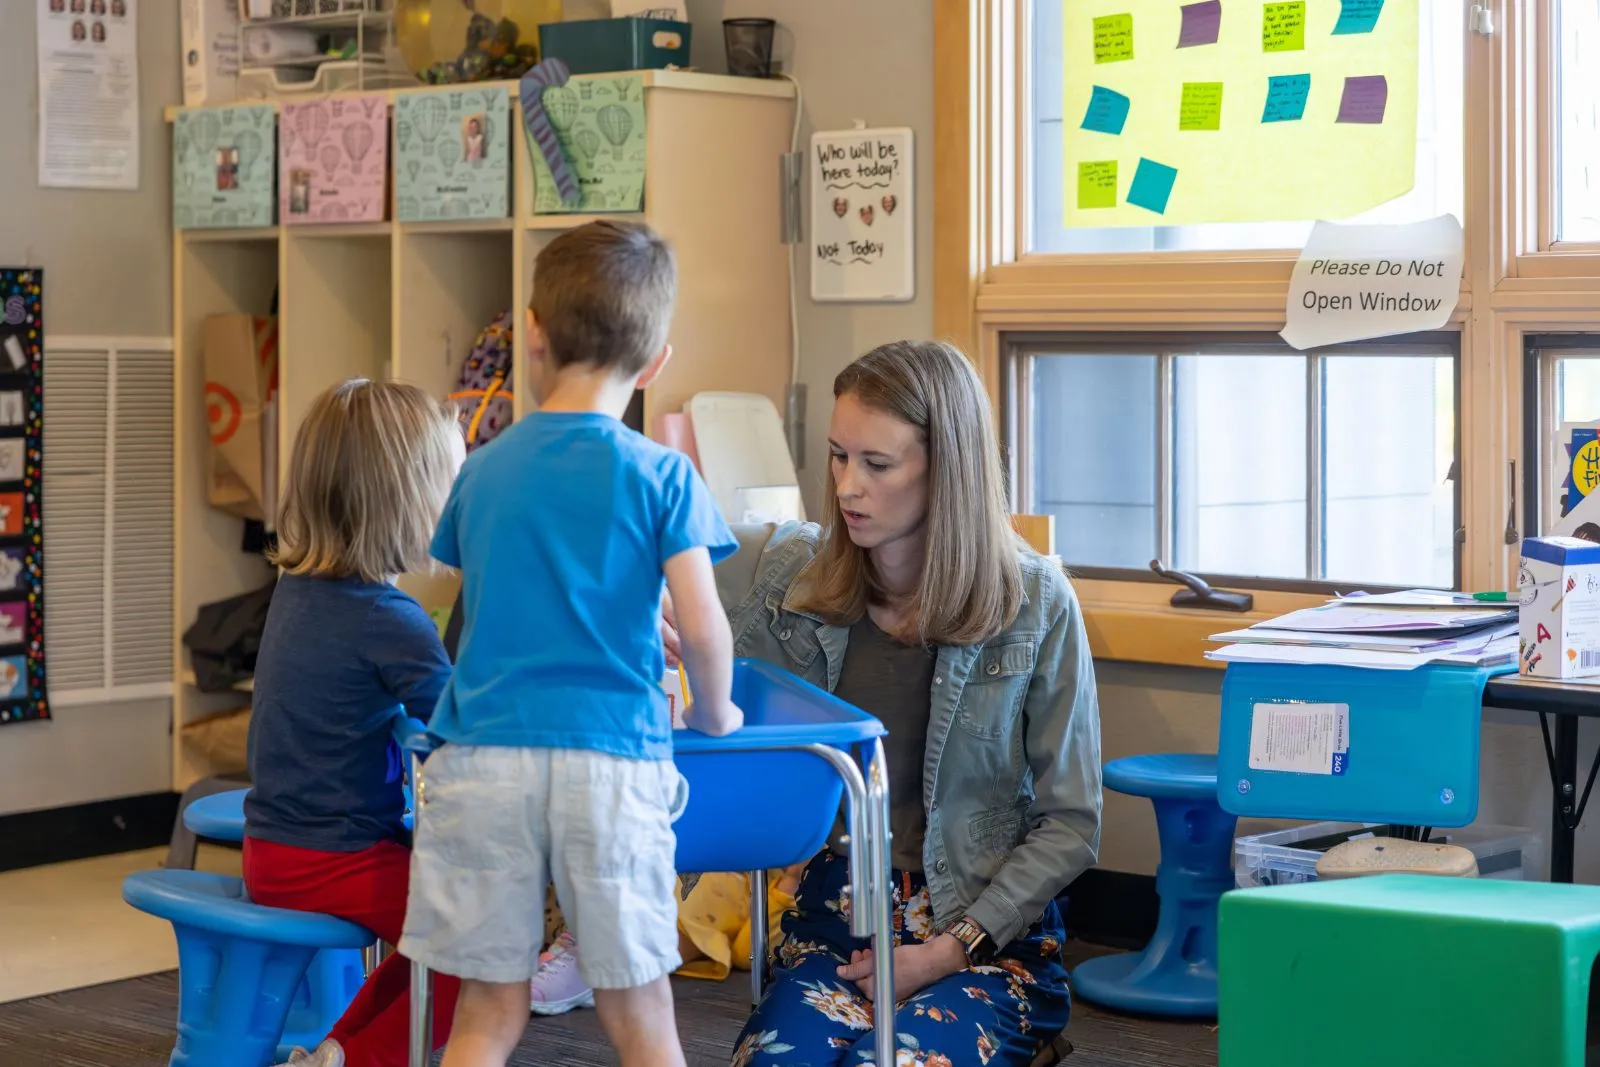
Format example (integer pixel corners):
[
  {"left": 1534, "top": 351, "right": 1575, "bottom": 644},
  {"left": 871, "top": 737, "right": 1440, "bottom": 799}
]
[
  {"left": 1322, "top": 355, "right": 1455, "bottom": 588},
  {"left": 1549, "top": 354, "right": 1600, "bottom": 529},
  {"left": 1029, "top": 0, "right": 1463, "bottom": 253},
  {"left": 1172, "top": 355, "right": 1307, "bottom": 579},
  {"left": 1558, "top": 1, "right": 1600, "bottom": 242},
  {"left": 1029, "top": 354, "right": 1158, "bottom": 568}
]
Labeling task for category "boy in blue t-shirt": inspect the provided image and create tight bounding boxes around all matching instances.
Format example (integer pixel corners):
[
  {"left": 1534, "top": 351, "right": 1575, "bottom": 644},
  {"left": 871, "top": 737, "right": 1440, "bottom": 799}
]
[{"left": 400, "top": 221, "right": 741, "bottom": 1067}]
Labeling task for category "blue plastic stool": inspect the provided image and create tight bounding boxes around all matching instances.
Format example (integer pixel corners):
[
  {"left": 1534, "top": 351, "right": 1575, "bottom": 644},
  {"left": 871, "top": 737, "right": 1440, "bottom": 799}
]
[
  {"left": 124, "top": 869, "right": 375, "bottom": 1067},
  {"left": 1070, "top": 753, "right": 1236, "bottom": 1018},
  {"left": 181, "top": 789, "right": 370, "bottom": 1059}
]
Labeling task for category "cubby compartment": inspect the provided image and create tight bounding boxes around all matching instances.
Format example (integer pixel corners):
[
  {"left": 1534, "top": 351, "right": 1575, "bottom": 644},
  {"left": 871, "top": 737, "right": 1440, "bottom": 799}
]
[
  {"left": 279, "top": 229, "right": 393, "bottom": 449},
  {"left": 393, "top": 223, "right": 516, "bottom": 617},
  {"left": 174, "top": 233, "right": 281, "bottom": 789}
]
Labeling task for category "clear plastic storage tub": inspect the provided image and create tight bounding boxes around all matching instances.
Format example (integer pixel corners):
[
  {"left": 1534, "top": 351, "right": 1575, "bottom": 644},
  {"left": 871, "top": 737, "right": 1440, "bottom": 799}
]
[{"left": 1234, "top": 822, "right": 1544, "bottom": 889}]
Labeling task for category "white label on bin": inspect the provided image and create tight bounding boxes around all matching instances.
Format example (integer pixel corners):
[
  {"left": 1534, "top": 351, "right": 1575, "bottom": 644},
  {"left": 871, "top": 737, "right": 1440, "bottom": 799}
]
[{"left": 1248, "top": 702, "right": 1349, "bottom": 776}]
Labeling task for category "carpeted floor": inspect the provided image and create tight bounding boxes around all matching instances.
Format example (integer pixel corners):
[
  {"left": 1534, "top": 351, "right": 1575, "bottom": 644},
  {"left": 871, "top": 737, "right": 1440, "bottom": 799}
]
[{"left": 0, "top": 947, "right": 1217, "bottom": 1067}]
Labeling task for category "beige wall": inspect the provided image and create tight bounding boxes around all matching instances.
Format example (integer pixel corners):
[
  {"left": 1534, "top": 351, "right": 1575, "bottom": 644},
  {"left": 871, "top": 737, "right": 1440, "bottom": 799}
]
[
  {"left": 0, "top": 0, "right": 179, "bottom": 337},
  {"left": 685, "top": 0, "right": 935, "bottom": 514},
  {"left": 0, "top": 0, "right": 180, "bottom": 814}
]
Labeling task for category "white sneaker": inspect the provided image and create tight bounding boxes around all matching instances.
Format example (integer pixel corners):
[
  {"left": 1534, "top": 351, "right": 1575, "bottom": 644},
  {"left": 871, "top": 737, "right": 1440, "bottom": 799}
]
[
  {"left": 276, "top": 1040, "right": 344, "bottom": 1067},
  {"left": 528, "top": 932, "right": 595, "bottom": 1015}
]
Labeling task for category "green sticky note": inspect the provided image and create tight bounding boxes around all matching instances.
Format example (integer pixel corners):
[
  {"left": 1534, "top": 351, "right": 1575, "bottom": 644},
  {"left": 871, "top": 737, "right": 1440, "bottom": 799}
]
[
  {"left": 1262, "top": 1, "right": 1306, "bottom": 52},
  {"left": 1077, "top": 160, "right": 1119, "bottom": 209},
  {"left": 1179, "top": 82, "right": 1224, "bottom": 131},
  {"left": 1093, "top": 13, "right": 1134, "bottom": 63}
]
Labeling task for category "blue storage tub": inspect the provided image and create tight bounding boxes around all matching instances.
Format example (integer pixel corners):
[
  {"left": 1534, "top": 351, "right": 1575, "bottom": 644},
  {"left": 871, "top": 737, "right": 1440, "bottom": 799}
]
[
  {"left": 537, "top": 17, "right": 692, "bottom": 75},
  {"left": 673, "top": 658, "right": 886, "bottom": 873}
]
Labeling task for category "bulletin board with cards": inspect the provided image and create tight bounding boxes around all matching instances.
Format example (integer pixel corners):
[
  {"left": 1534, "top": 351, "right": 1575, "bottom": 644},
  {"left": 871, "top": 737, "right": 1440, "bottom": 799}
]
[{"left": 0, "top": 271, "right": 47, "bottom": 725}]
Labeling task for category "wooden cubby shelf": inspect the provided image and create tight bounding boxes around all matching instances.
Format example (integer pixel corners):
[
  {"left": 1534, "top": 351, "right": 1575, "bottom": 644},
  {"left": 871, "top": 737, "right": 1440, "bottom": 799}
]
[{"left": 167, "top": 71, "right": 797, "bottom": 790}]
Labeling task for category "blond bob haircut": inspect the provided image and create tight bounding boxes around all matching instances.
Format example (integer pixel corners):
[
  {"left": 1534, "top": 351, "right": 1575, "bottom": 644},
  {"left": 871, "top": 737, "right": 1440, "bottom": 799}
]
[
  {"left": 272, "top": 379, "right": 461, "bottom": 583},
  {"left": 792, "top": 340, "right": 1024, "bottom": 647}
]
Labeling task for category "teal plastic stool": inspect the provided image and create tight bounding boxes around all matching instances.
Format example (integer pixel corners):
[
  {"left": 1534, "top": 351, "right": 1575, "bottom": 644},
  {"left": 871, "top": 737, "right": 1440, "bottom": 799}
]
[
  {"left": 1220, "top": 875, "right": 1600, "bottom": 1067},
  {"left": 124, "top": 869, "right": 375, "bottom": 1067}
]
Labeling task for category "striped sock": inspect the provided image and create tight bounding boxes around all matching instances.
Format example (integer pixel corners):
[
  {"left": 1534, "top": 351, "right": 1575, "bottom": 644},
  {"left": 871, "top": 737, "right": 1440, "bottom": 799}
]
[{"left": 519, "top": 58, "right": 581, "bottom": 208}]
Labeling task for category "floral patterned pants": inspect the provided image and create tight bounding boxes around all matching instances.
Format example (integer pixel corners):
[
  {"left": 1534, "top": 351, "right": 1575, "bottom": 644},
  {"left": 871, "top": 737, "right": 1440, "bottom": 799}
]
[{"left": 731, "top": 851, "right": 1070, "bottom": 1067}]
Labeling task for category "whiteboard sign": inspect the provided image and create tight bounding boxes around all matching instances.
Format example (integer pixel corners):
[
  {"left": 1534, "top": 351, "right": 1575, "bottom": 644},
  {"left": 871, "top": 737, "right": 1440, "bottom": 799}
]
[{"left": 810, "top": 127, "right": 914, "bottom": 303}]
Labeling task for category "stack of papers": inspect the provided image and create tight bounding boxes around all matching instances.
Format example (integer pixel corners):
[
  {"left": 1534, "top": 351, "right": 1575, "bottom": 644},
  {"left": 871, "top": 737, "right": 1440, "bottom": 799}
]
[{"left": 1206, "top": 591, "right": 1519, "bottom": 672}]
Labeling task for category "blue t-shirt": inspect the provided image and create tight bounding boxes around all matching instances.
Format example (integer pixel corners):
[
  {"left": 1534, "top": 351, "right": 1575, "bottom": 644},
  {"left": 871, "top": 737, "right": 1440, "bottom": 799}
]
[
  {"left": 244, "top": 574, "right": 450, "bottom": 852},
  {"left": 429, "top": 411, "right": 736, "bottom": 759}
]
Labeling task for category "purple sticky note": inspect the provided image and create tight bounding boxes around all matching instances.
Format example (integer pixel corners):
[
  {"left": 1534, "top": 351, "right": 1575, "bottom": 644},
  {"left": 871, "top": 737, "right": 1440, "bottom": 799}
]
[
  {"left": 1178, "top": 0, "right": 1223, "bottom": 47},
  {"left": 1336, "top": 75, "right": 1388, "bottom": 124}
]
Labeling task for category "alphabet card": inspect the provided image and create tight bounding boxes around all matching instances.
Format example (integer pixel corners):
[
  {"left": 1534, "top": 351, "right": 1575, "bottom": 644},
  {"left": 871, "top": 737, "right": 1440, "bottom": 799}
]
[
  {"left": 279, "top": 94, "right": 390, "bottom": 224},
  {"left": 809, "top": 127, "right": 914, "bottom": 303}
]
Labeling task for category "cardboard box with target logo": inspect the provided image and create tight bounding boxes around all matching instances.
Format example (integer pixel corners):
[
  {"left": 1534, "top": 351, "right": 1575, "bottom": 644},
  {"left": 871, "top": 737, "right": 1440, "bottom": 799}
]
[
  {"left": 202, "top": 314, "right": 277, "bottom": 522},
  {"left": 1519, "top": 536, "right": 1600, "bottom": 679}
]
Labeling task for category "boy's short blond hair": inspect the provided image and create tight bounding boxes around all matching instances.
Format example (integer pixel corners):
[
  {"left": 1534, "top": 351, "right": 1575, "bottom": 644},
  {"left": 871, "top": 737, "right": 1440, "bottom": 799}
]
[
  {"left": 530, "top": 220, "right": 677, "bottom": 377},
  {"left": 273, "top": 379, "right": 461, "bottom": 583}
]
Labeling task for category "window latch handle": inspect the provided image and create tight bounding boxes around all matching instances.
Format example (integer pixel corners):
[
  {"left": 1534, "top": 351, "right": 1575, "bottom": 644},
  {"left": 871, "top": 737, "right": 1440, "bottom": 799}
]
[
  {"left": 1149, "top": 560, "right": 1255, "bottom": 613},
  {"left": 1470, "top": 4, "right": 1494, "bottom": 36}
]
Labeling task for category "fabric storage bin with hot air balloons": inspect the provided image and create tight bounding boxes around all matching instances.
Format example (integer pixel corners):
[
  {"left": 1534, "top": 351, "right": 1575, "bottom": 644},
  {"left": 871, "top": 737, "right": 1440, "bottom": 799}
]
[
  {"left": 279, "top": 94, "right": 390, "bottom": 224},
  {"left": 173, "top": 105, "right": 278, "bottom": 229},
  {"left": 394, "top": 87, "right": 511, "bottom": 222},
  {"left": 529, "top": 74, "right": 647, "bottom": 215}
]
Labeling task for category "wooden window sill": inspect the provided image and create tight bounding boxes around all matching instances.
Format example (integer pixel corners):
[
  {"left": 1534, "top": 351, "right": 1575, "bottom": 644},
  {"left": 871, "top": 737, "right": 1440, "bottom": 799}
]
[{"left": 1074, "top": 578, "right": 1327, "bottom": 670}]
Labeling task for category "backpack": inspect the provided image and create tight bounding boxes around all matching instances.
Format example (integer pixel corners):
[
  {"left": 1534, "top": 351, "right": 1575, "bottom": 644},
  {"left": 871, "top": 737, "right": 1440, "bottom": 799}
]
[{"left": 449, "top": 310, "right": 515, "bottom": 452}]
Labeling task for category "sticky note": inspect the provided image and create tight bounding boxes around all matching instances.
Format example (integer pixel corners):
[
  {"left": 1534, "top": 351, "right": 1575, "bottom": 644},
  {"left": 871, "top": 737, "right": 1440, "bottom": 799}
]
[
  {"left": 1262, "top": 1, "right": 1306, "bottom": 52},
  {"left": 1336, "top": 75, "right": 1388, "bottom": 123},
  {"left": 1262, "top": 73, "right": 1311, "bottom": 122},
  {"left": 1179, "top": 82, "right": 1224, "bottom": 131},
  {"left": 1077, "top": 160, "right": 1119, "bottom": 209},
  {"left": 1178, "top": 0, "right": 1222, "bottom": 47},
  {"left": 1081, "top": 86, "right": 1131, "bottom": 135},
  {"left": 1094, "top": 13, "right": 1134, "bottom": 63},
  {"left": 1333, "top": 0, "right": 1384, "bottom": 34},
  {"left": 1127, "top": 158, "right": 1178, "bottom": 214}
]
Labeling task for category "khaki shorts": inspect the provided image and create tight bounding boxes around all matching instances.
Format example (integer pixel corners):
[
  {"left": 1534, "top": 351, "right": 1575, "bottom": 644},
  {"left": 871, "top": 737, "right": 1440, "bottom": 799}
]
[{"left": 399, "top": 744, "right": 687, "bottom": 989}]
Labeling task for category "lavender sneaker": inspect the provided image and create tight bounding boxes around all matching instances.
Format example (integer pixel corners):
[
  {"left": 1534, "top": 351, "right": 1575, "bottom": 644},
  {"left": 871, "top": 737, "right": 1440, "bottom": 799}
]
[{"left": 528, "top": 931, "right": 595, "bottom": 1015}]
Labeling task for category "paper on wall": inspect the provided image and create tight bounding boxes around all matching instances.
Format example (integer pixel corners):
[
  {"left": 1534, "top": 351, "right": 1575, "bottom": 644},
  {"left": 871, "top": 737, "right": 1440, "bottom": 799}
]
[
  {"left": 37, "top": 0, "right": 140, "bottom": 190},
  {"left": 1280, "top": 213, "right": 1463, "bottom": 350}
]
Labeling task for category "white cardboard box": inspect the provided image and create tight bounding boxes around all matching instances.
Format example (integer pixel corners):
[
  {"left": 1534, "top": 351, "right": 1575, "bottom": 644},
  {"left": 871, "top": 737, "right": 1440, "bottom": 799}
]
[
  {"left": 1519, "top": 535, "right": 1600, "bottom": 678},
  {"left": 661, "top": 667, "right": 688, "bottom": 729},
  {"left": 181, "top": 0, "right": 241, "bottom": 106}
]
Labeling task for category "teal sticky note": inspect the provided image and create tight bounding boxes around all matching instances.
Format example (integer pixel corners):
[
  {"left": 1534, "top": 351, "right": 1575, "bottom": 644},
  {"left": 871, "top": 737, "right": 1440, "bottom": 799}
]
[
  {"left": 1081, "top": 86, "right": 1131, "bottom": 135},
  {"left": 1127, "top": 158, "right": 1178, "bottom": 215},
  {"left": 1333, "top": 0, "right": 1384, "bottom": 34},
  {"left": 1262, "top": 74, "right": 1311, "bottom": 122}
]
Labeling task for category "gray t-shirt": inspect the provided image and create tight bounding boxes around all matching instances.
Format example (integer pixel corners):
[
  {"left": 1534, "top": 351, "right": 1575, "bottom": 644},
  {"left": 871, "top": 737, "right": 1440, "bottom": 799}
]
[{"left": 829, "top": 614, "right": 937, "bottom": 872}]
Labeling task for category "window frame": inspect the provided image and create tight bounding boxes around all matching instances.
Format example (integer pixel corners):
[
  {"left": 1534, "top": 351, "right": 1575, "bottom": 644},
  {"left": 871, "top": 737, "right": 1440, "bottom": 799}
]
[
  {"left": 934, "top": 0, "right": 1552, "bottom": 668},
  {"left": 1009, "top": 333, "right": 1462, "bottom": 592}
]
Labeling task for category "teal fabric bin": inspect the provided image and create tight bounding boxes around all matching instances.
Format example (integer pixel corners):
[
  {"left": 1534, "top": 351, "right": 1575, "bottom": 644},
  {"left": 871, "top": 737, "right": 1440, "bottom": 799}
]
[{"left": 538, "top": 17, "right": 691, "bottom": 75}]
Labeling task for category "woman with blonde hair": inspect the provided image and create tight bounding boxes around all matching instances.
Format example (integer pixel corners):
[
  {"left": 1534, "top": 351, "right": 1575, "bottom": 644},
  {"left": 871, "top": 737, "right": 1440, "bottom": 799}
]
[
  {"left": 707, "top": 340, "right": 1102, "bottom": 1066},
  {"left": 243, "top": 379, "right": 466, "bottom": 1067}
]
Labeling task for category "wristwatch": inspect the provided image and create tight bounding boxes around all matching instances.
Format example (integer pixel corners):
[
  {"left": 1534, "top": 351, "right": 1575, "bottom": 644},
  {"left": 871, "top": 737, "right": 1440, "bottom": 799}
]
[{"left": 946, "top": 916, "right": 995, "bottom": 966}]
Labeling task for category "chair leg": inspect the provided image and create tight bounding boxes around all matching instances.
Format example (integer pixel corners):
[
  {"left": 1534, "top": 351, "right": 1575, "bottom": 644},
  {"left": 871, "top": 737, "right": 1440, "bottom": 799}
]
[
  {"left": 165, "top": 775, "right": 249, "bottom": 871},
  {"left": 749, "top": 870, "right": 767, "bottom": 1009}
]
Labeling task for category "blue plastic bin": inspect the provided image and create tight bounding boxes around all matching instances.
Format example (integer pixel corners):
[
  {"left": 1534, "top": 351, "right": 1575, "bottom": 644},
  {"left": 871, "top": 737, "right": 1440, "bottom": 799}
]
[{"left": 673, "top": 658, "right": 886, "bottom": 873}]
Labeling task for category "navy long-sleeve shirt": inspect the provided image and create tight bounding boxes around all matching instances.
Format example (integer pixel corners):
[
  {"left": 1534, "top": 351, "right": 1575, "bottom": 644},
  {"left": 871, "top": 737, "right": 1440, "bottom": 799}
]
[{"left": 244, "top": 574, "right": 450, "bottom": 852}]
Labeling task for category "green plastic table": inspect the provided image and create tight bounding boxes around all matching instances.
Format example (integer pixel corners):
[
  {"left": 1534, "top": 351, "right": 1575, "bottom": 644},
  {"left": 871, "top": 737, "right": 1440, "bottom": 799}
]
[{"left": 1220, "top": 874, "right": 1600, "bottom": 1067}]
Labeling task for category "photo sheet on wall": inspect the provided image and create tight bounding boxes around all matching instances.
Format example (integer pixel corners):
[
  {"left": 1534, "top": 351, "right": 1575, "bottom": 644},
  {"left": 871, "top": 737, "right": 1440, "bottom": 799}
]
[{"left": 0, "top": 271, "right": 47, "bottom": 725}]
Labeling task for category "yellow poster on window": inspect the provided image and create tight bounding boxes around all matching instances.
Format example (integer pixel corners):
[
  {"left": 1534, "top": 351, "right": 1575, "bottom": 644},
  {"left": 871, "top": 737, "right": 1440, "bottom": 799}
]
[{"left": 1064, "top": 0, "right": 1417, "bottom": 227}]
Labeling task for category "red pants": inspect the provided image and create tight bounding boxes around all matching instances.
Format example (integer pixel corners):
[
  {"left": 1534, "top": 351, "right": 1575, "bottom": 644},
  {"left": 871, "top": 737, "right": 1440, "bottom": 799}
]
[{"left": 243, "top": 836, "right": 461, "bottom": 1067}]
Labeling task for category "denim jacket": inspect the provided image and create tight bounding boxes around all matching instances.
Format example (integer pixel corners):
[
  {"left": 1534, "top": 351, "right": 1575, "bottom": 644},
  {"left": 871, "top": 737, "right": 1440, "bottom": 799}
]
[{"left": 715, "top": 521, "right": 1103, "bottom": 948}]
